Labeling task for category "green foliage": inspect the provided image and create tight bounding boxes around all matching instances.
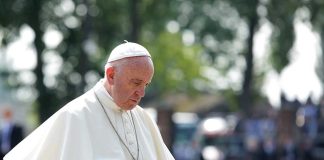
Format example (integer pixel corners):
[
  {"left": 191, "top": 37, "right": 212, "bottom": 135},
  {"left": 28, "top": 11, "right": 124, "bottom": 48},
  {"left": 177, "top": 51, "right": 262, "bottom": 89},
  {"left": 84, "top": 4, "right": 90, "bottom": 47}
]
[
  {"left": 308, "top": 0, "right": 324, "bottom": 30},
  {"left": 94, "top": 0, "right": 129, "bottom": 48},
  {"left": 228, "top": 0, "right": 259, "bottom": 18},
  {"left": 266, "top": 0, "right": 299, "bottom": 72},
  {"left": 176, "top": 0, "right": 238, "bottom": 61},
  {"left": 222, "top": 89, "right": 239, "bottom": 111},
  {"left": 0, "top": 0, "right": 191, "bottom": 121},
  {"left": 175, "top": 0, "right": 262, "bottom": 111},
  {"left": 307, "top": 1, "right": 324, "bottom": 88},
  {"left": 141, "top": 0, "right": 175, "bottom": 33},
  {"left": 269, "top": 23, "right": 294, "bottom": 72},
  {"left": 316, "top": 44, "right": 324, "bottom": 88},
  {"left": 1, "top": 0, "right": 317, "bottom": 118},
  {"left": 144, "top": 32, "right": 206, "bottom": 98},
  {"left": 0, "top": 0, "right": 26, "bottom": 27}
]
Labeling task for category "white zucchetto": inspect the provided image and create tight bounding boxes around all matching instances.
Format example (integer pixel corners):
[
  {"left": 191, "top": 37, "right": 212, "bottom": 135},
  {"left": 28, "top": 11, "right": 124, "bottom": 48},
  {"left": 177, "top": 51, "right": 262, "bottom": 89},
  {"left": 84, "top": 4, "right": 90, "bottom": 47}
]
[{"left": 107, "top": 41, "right": 151, "bottom": 63}]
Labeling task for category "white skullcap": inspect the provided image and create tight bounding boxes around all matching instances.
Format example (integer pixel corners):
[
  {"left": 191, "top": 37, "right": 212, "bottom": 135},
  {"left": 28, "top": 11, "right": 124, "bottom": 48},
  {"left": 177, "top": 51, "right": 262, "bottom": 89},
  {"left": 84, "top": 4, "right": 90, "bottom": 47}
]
[{"left": 107, "top": 41, "right": 151, "bottom": 62}]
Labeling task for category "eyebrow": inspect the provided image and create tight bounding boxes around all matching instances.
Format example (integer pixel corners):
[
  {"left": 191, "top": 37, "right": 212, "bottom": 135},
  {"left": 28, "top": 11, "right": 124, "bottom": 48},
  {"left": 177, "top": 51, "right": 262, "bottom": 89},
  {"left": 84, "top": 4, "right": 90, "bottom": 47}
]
[{"left": 131, "top": 79, "right": 151, "bottom": 85}]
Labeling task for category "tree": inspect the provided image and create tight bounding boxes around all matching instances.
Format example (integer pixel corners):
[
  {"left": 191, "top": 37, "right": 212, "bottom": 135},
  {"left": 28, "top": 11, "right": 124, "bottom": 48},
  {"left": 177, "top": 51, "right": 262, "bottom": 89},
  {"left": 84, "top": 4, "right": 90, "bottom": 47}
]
[
  {"left": 144, "top": 32, "right": 205, "bottom": 100},
  {"left": 308, "top": 1, "right": 324, "bottom": 89},
  {"left": 0, "top": 0, "right": 206, "bottom": 124},
  {"left": 173, "top": 0, "right": 305, "bottom": 113},
  {"left": 228, "top": 0, "right": 260, "bottom": 113},
  {"left": 173, "top": 0, "right": 263, "bottom": 112},
  {"left": 0, "top": 0, "right": 52, "bottom": 122},
  {"left": 26, "top": 0, "right": 49, "bottom": 122},
  {"left": 266, "top": 0, "right": 299, "bottom": 72}
]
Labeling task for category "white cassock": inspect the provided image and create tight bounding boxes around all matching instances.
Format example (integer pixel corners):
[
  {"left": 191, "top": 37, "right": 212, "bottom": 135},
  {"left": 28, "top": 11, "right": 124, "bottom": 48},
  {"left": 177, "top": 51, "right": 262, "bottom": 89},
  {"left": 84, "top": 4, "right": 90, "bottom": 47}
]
[{"left": 4, "top": 80, "right": 175, "bottom": 160}]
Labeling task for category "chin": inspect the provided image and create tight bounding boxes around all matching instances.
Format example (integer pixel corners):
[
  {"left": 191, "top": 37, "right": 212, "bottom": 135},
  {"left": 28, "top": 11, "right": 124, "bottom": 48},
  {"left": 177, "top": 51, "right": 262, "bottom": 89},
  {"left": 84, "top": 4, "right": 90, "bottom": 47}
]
[
  {"left": 128, "top": 104, "right": 137, "bottom": 110},
  {"left": 122, "top": 104, "right": 137, "bottom": 111},
  {"left": 129, "top": 106, "right": 137, "bottom": 110},
  {"left": 122, "top": 106, "right": 135, "bottom": 111}
]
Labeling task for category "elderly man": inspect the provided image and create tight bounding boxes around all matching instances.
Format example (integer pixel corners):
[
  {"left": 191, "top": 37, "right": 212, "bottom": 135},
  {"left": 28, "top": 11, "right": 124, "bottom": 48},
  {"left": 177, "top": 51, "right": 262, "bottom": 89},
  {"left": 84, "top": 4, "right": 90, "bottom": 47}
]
[{"left": 4, "top": 42, "right": 175, "bottom": 160}]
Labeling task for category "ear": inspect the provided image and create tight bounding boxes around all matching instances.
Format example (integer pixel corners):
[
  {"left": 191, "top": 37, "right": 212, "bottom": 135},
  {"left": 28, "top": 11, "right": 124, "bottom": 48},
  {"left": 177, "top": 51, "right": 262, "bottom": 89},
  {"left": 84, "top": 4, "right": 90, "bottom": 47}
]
[{"left": 105, "top": 67, "right": 115, "bottom": 84}]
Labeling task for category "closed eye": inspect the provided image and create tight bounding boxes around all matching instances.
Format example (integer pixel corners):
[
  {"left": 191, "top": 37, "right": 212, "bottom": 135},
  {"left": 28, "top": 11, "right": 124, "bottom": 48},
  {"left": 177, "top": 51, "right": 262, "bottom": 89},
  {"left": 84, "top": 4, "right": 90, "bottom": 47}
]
[
  {"left": 130, "top": 79, "right": 151, "bottom": 87},
  {"left": 131, "top": 79, "right": 142, "bottom": 86}
]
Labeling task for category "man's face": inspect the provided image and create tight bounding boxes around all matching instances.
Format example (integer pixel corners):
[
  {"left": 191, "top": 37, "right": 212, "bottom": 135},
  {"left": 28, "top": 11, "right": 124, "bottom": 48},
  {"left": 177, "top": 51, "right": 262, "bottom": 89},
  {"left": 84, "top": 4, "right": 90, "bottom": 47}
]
[{"left": 108, "top": 57, "right": 154, "bottom": 110}]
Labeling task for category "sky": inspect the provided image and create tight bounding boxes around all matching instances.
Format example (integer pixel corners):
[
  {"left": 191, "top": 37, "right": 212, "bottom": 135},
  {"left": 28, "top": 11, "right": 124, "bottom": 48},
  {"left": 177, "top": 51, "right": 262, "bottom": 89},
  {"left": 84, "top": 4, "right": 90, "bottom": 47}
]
[{"left": 260, "top": 20, "right": 322, "bottom": 107}]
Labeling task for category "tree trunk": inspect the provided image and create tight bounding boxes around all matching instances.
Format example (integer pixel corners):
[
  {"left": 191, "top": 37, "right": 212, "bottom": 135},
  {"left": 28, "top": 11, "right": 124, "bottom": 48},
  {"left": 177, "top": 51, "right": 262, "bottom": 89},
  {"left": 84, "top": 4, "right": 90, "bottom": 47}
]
[
  {"left": 28, "top": 0, "right": 49, "bottom": 123},
  {"left": 239, "top": 15, "right": 257, "bottom": 114},
  {"left": 130, "top": 0, "right": 140, "bottom": 42}
]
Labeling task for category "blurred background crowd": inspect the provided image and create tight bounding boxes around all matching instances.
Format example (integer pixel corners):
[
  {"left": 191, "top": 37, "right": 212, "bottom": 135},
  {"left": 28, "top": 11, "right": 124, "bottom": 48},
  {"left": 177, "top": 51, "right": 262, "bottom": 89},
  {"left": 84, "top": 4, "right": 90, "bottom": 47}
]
[
  {"left": 1, "top": 0, "right": 324, "bottom": 159},
  {"left": 171, "top": 96, "right": 324, "bottom": 160}
]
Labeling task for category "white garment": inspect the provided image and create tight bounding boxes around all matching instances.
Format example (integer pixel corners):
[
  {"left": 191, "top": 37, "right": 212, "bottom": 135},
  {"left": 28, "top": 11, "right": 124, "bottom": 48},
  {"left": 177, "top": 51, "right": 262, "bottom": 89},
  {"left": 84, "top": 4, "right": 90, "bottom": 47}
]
[{"left": 4, "top": 81, "right": 174, "bottom": 160}]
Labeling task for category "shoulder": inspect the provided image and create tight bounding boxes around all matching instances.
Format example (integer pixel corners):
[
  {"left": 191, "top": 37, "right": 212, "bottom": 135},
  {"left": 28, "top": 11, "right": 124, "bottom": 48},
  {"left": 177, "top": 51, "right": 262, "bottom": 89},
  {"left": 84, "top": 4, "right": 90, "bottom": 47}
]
[
  {"left": 132, "top": 106, "right": 153, "bottom": 121},
  {"left": 60, "top": 89, "right": 97, "bottom": 117},
  {"left": 132, "top": 106, "right": 159, "bottom": 130}
]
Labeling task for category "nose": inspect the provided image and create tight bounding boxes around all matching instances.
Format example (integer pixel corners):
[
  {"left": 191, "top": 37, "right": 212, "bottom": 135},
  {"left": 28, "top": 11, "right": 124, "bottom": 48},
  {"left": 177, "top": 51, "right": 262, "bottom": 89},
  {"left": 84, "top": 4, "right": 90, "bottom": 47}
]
[{"left": 136, "top": 87, "right": 145, "bottom": 98}]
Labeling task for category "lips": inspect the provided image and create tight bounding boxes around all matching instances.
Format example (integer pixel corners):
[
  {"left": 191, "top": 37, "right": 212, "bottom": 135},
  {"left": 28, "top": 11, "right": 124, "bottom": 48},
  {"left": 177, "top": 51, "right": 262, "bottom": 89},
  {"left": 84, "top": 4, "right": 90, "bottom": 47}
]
[
  {"left": 130, "top": 99, "right": 138, "bottom": 103},
  {"left": 130, "top": 96, "right": 141, "bottom": 104}
]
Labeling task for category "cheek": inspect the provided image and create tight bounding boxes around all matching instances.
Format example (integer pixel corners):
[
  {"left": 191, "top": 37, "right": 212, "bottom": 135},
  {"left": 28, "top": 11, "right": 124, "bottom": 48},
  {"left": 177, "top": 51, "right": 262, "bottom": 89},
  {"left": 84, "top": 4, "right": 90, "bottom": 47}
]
[
  {"left": 114, "top": 82, "right": 134, "bottom": 99},
  {"left": 123, "top": 87, "right": 137, "bottom": 98}
]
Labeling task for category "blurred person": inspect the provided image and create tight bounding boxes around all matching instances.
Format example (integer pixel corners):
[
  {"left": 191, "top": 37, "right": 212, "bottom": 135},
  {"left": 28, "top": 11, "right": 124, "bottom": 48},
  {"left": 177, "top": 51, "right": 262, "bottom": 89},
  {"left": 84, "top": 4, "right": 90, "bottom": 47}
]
[
  {"left": 317, "top": 98, "right": 324, "bottom": 133},
  {"left": 297, "top": 97, "right": 318, "bottom": 139},
  {"left": 300, "top": 137, "right": 314, "bottom": 160},
  {"left": 0, "top": 107, "right": 24, "bottom": 159},
  {"left": 173, "top": 141, "right": 195, "bottom": 160},
  {"left": 278, "top": 137, "right": 297, "bottom": 160},
  {"left": 244, "top": 115, "right": 262, "bottom": 160},
  {"left": 260, "top": 138, "right": 277, "bottom": 160},
  {"left": 4, "top": 42, "right": 174, "bottom": 160},
  {"left": 245, "top": 136, "right": 261, "bottom": 160},
  {"left": 259, "top": 109, "right": 278, "bottom": 160}
]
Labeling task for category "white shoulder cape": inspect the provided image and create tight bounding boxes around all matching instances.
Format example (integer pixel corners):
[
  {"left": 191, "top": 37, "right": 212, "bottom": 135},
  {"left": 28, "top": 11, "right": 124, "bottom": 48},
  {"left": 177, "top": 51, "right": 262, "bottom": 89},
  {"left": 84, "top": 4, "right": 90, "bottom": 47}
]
[{"left": 4, "top": 82, "right": 174, "bottom": 160}]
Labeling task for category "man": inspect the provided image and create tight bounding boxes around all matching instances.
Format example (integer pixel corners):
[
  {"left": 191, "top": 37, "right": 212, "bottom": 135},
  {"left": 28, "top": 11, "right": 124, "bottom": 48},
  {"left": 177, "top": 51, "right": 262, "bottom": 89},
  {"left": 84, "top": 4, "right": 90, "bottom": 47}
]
[
  {"left": 4, "top": 42, "right": 175, "bottom": 160},
  {"left": 0, "top": 108, "right": 24, "bottom": 159}
]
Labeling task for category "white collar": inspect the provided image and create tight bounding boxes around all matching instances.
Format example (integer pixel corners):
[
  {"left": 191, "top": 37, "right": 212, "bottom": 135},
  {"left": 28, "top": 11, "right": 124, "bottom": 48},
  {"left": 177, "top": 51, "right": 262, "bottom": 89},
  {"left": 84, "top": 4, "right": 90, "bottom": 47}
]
[{"left": 93, "top": 79, "right": 125, "bottom": 113}]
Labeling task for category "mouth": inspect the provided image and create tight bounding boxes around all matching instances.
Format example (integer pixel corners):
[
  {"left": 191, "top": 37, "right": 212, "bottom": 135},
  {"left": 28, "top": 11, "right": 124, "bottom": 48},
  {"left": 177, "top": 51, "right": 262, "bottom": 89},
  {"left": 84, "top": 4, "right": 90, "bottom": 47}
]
[{"left": 130, "top": 99, "right": 138, "bottom": 103}]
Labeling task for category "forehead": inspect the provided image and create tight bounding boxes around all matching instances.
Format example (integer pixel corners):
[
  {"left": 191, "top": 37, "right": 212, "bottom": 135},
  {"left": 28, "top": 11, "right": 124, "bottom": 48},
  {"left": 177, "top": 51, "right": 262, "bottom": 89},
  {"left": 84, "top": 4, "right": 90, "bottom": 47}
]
[
  {"left": 117, "top": 57, "right": 154, "bottom": 81},
  {"left": 126, "top": 63, "right": 153, "bottom": 80}
]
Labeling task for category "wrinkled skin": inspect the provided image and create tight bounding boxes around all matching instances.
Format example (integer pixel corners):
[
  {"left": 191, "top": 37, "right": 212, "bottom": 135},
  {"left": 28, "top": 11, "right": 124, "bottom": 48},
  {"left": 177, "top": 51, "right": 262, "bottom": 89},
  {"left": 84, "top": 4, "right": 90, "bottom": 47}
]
[{"left": 104, "top": 56, "right": 154, "bottom": 110}]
